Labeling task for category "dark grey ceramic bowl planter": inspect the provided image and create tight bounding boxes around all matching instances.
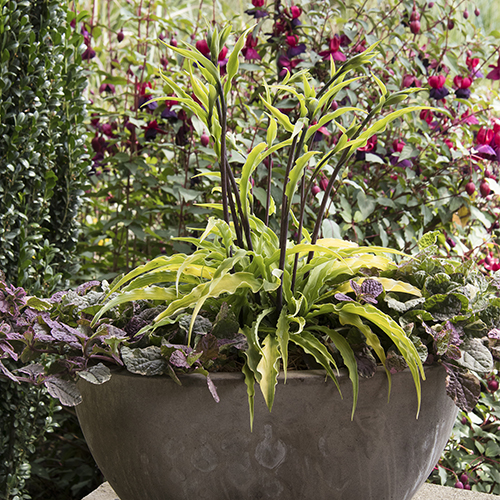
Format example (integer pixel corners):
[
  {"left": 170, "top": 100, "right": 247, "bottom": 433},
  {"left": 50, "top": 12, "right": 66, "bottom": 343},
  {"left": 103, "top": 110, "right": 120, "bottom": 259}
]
[{"left": 76, "top": 365, "right": 457, "bottom": 500}]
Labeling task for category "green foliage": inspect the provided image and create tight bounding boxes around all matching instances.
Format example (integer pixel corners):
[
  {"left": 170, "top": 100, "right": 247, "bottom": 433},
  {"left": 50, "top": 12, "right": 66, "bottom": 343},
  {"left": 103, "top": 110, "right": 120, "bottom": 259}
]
[{"left": 0, "top": 0, "right": 89, "bottom": 294}]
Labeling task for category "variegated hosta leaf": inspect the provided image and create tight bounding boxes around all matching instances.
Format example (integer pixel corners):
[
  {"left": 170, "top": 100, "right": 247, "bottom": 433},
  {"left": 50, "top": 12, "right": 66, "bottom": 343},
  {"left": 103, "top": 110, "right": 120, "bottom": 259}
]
[
  {"left": 256, "top": 334, "right": 281, "bottom": 411},
  {"left": 339, "top": 302, "right": 424, "bottom": 415},
  {"left": 311, "top": 325, "right": 359, "bottom": 419}
]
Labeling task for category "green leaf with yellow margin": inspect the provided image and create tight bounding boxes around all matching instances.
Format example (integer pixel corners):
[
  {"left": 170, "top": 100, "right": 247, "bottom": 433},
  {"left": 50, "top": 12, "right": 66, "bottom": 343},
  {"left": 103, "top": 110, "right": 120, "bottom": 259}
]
[{"left": 257, "top": 334, "right": 281, "bottom": 411}]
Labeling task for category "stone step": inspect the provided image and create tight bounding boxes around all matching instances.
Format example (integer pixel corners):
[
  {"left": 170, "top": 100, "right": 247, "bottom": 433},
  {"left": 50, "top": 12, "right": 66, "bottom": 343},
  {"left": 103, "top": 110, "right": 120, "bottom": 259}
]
[{"left": 83, "top": 481, "right": 499, "bottom": 500}]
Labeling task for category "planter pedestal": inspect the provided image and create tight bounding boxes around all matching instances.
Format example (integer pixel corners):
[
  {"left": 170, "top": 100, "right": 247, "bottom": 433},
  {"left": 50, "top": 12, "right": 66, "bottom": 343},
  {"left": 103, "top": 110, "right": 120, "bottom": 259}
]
[{"left": 77, "top": 366, "right": 458, "bottom": 500}]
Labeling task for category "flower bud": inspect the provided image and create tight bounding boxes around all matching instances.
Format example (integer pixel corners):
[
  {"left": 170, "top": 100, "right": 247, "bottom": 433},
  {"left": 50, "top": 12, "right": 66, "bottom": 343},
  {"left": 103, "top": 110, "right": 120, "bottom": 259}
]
[
  {"left": 455, "top": 482, "right": 464, "bottom": 489},
  {"left": 311, "top": 185, "right": 320, "bottom": 196},
  {"left": 200, "top": 131, "right": 210, "bottom": 147},
  {"left": 463, "top": 9, "right": 469, "bottom": 19},
  {"left": 480, "top": 179, "right": 491, "bottom": 197},
  {"left": 474, "top": 7, "right": 480, "bottom": 16},
  {"left": 410, "top": 20, "right": 421, "bottom": 34},
  {"left": 170, "top": 37, "right": 178, "bottom": 47},
  {"left": 428, "top": 1, "right": 434, "bottom": 6},
  {"left": 410, "top": 10, "right": 420, "bottom": 21},
  {"left": 465, "top": 181, "right": 476, "bottom": 196},
  {"left": 117, "top": 29, "right": 124, "bottom": 42},
  {"left": 447, "top": 19, "right": 455, "bottom": 30},
  {"left": 488, "top": 379, "right": 499, "bottom": 392}
]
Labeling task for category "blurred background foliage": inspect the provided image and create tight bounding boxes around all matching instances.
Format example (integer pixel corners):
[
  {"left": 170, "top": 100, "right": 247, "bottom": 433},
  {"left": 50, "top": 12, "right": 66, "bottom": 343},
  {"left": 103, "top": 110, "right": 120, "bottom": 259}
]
[{"left": 2, "top": 0, "right": 500, "bottom": 497}]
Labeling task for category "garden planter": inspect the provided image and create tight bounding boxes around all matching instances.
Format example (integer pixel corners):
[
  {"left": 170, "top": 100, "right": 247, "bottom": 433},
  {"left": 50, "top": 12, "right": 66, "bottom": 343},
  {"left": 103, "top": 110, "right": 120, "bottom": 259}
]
[{"left": 76, "top": 365, "right": 457, "bottom": 500}]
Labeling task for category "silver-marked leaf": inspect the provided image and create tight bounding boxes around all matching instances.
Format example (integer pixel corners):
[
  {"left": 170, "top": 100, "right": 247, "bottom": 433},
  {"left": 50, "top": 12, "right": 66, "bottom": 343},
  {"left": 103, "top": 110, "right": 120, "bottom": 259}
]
[
  {"left": 44, "top": 378, "right": 82, "bottom": 406},
  {"left": 456, "top": 338, "right": 493, "bottom": 373},
  {"left": 78, "top": 363, "right": 112, "bottom": 385},
  {"left": 121, "top": 346, "right": 168, "bottom": 376},
  {"left": 444, "top": 364, "right": 481, "bottom": 412}
]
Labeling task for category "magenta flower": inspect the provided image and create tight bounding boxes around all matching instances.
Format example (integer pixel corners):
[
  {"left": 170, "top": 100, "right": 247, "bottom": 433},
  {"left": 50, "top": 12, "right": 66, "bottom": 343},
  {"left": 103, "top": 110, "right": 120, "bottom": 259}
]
[
  {"left": 143, "top": 120, "right": 165, "bottom": 141},
  {"left": 290, "top": 5, "right": 302, "bottom": 18},
  {"left": 460, "top": 109, "right": 478, "bottom": 125},
  {"left": 241, "top": 34, "right": 261, "bottom": 61},
  {"left": 99, "top": 83, "right": 116, "bottom": 94},
  {"left": 402, "top": 74, "right": 422, "bottom": 88},
  {"left": 358, "top": 135, "right": 377, "bottom": 152},
  {"left": 428, "top": 75, "right": 449, "bottom": 99},
  {"left": 453, "top": 75, "right": 472, "bottom": 99},
  {"left": 252, "top": 0, "right": 265, "bottom": 5},
  {"left": 82, "top": 46, "right": 96, "bottom": 60},
  {"left": 487, "top": 56, "right": 500, "bottom": 81},
  {"left": 318, "top": 35, "right": 346, "bottom": 62},
  {"left": 195, "top": 40, "right": 211, "bottom": 58},
  {"left": 277, "top": 55, "right": 301, "bottom": 78}
]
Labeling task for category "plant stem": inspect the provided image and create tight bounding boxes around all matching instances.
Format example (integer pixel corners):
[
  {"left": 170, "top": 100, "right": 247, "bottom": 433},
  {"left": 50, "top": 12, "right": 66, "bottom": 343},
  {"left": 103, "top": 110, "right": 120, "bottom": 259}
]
[{"left": 277, "top": 135, "right": 298, "bottom": 310}]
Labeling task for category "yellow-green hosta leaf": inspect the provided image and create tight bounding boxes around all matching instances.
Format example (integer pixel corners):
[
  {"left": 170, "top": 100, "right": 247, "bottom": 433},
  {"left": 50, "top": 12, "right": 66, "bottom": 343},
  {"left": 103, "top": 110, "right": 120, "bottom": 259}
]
[
  {"left": 91, "top": 286, "right": 179, "bottom": 326},
  {"left": 339, "top": 302, "right": 424, "bottom": 415},
  {"left": 276, "top": 308, "right": 290, "bottom": 382},
  {"left": 240, "top": 142, "right": 267, "bottom": 219},
  {"left": 338, "top": 309, "right": 392, "bottom": 400},
  {"left": 257, "top": 334, "right": 281, "bottom": 411},
  {"left": 289, "top": 331, "right": 341, "bottom": 394},
  {"left": 335, "top": 278, "right": 422, "bottom": 297},
  {"left": 266, "top": 116, "right": 278, "bottom": 146},
  {"left": 312, "top": 325, "right": 359, "bottom": 419},
  {"left": 260, "top": 97, "right": 294, "bottom": 132},
  {"left": 122, "top": 270, "right": 198, "bottom": 292},
  {"left": 242, "top": 360, "right": 256, "bottom": 431}
]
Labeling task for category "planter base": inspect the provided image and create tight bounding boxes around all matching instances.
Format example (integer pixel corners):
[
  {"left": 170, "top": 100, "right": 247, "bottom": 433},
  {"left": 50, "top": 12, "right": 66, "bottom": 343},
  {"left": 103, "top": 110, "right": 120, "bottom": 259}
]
[
  {"left": 77, "top": 366, "right": 458, "bottom": 500},
  {"left": 83, "top": 482, "right": 500, "bottom": 500}
]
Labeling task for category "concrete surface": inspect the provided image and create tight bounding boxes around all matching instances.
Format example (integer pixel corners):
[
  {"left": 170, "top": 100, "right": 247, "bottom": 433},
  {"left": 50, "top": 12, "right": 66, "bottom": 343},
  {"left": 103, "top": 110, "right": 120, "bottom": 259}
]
[{"left": 84, "top": 481, "right": 499, "bottom": 500}]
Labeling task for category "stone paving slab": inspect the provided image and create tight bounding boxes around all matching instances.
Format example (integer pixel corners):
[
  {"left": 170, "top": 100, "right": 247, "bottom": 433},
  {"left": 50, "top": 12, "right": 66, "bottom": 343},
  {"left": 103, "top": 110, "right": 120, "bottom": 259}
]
[{"left": 83, "top": 481, "right": 499, "bottom": 500}]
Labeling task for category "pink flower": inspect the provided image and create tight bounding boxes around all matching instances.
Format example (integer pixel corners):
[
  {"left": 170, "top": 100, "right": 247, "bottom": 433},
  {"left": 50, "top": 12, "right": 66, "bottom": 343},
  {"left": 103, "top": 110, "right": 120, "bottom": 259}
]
[
  {"left": 428, "top": 75, "right": 446, "bottom": 88},
  {"left": 487, "top": 56, "right": 500, "bottom": 81},
  {"left": 453, "top": 75, "right": 472, "bottom": 89},
  {"left": 477, "top": 127, "right": 493, "bottom": 145},
  {"left": 392, "top": 140, "right": 405, "bottom": 153},
  {"left": 242, "top": 34, "right": 261, "bottom": 61},
  {"left": 402, "top": 74, "right": 422, "bottom": 88},
  {"left": 358, "top": 135, "right": 377, "bottom": 152},
  {"left": 252, "top": 0, "right": 265, "bottom": 6},
  {"left": 460, "top": 109, "right": 478, "bottom": 125},
  {"left": 196, "top": 40, "right": 211, "bottom": 57},
  {"left": 318, "top": 35, "right": 346, "bottom": 62},
  {"left": 290, "top": 5, "right": 302, "bottom": 18}
]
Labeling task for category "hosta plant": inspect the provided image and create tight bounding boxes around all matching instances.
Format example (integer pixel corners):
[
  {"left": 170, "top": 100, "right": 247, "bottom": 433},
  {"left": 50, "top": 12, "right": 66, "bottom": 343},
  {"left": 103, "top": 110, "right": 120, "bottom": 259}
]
[{"left": 1, "top": 25, "right": 499, "bottom": 424}]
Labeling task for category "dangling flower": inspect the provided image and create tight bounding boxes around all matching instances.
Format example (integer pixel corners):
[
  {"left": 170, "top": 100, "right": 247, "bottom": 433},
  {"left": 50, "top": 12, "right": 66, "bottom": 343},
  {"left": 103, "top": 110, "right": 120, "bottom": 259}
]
[
  {"left": 277, "top": 55, "right": 301, "bottom": 78},
  {"left": 487, "top": 56, "right": 500, "bottom": 81},
  {"left": 402, "top": 74, "right": 422, "bottom": 88},
  {"left": 99, "top": 83, "right": 116, "bottom": 94},
  {"left": 466, "top": 55, "right": 483, "bottom": 78},
  {"left": 428, "top": 75, "right": 449, "bottom": 99},
  {"left": 143, "top": 120, "right": 165, "bottom": 141},
  {"left": 318, "top": 35, "right": 346, "bottom": 62},
  {"left": 241, "top": 34, "right": 261, "bottom": 61},
  {"left": 453, "top": 75, "right": 472, "bottom": 99}
]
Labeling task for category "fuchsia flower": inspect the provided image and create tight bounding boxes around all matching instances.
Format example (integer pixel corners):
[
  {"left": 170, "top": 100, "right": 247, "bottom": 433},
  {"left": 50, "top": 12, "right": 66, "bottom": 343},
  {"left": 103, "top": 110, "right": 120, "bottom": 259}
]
[
  {"left": 402, "top": 74, "right": 422, "bottom": 88},
  {"left": 242, "top": 34, "right": 261, "bottom": 61},
  {"left": 195, "top": 40, "right": 228, "bottom": 66},
  {"left": 290, "top": 5, "right": 302, "bottom": 18},
  {"left": 358, "top": 135, "right": 377, "bottom": 152},
  {"left": 319, "top": 35, "right": 346, "bottom": 62},
  {"left": 99, "top": 83, "right": 116, "bottom": 94},
  {"left": 252, "top": 0, "right": 265, "bottom": 6},
  {"left": 487, "top": 56, "right": 500, "bottom": 81},
  {"left": 428, "top": 75, "right": 449, "bottom": 99},
  {"left": 461, "top": 109, "right": 478, "bottom": 126},
  {"left": 453, "top": 75, "right": 472, "bottom": 99},
  {"left": 277, "top": 55, "right": 301, "bottom": 78},
  {"left": 420, "top": 109, "right": 433, "bottom": 124},
  {"left": 143, "top": 120, "right": 166, "bottom": 141}
]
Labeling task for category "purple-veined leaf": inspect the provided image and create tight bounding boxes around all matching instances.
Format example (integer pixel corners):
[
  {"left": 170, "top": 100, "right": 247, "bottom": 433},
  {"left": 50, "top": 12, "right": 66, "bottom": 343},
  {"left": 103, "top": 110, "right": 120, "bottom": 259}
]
[
  {"left": 350, "top": 279, "right": 361, "bottom": 296},
  {"left": 444, "top": 364, "right": 481, "bottom": 412},
  {"left": 334, "top": 293, "right": 354, "bottom": 302},
  {"left": 0, "top": 360, "right": 19, "bottom": 382},
  {"left": 17, "top": 363, "right": 45, "bottom": 378},
  {"left": 121, "top": 346, "right": 168, "bottom": 376},
  {"left": 75, "top": 280, "right": 100, "bottom": 296},
  {"left": 0, "top": 340, "right": 17, "bottom": 360},
  {"left": 169, "top": 349, "right": 191, "bottom": 369}
]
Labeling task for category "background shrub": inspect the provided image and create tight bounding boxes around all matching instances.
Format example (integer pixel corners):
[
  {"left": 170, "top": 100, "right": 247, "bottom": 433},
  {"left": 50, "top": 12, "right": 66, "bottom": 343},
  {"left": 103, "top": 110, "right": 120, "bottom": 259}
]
[{"left": 0, "top": 0, "right": 89, "bottom": 295}]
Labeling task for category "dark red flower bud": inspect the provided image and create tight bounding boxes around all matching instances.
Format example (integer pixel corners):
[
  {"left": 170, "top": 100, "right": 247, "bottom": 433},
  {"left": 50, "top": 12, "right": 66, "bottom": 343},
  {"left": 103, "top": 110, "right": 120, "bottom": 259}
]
[
  {"left": 410, "top": 10, "right": 420, "bottom": 21},
  {"left": 465, "top": 485, "right": 471, "bottom": 490},
  {"left": 252, "top": 0, "right": 265, "bottom": 6},
  {"left": 463, "top": 9, "right": 469, "bottom": 19},
  {"left": 428, "top": 1, "right": 434, "bottom": 6},
  {"left": 117, "top": 29, "right": 124, "bottom": 42},
  {"left": 480, "top": 179, "right": 491, "bottom": 197},
  {"left": 477, "top": 127, "right": 493, "bottom": 145},
  {"left": 170, "top": 37, "right": 178, "bottom": 47},
  {"left": 319, "top": 176, "right": 329, "bottom": 191},
  {"left": 410, "top": 20, "right": 421, "bottom": 34},
  {"left": 447, "top": 19, "right": 455, "bottom": 30},
  {"left": 488, "top": 379, "right": 499, "bottom": 392},
  {"left": 195, "top": 39, "right": 211, "bottom": 57},
  {"left": 474, "top": 7, "right": 480, "bottom": 16},
  {"left": 455, "top": 482, "right": 464, "bottom": 489},
  {"left": 311, "top": 185, "right": 320, "bottom": 196},
  {"left": 465, "top": 181, "right": 476, "bottom": 196},
  {"left": 200, "top": 131, "right": 210, "bottom": 147},
  {"left": 460, "top": 474, "right": 469, "bottom": 484}
]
